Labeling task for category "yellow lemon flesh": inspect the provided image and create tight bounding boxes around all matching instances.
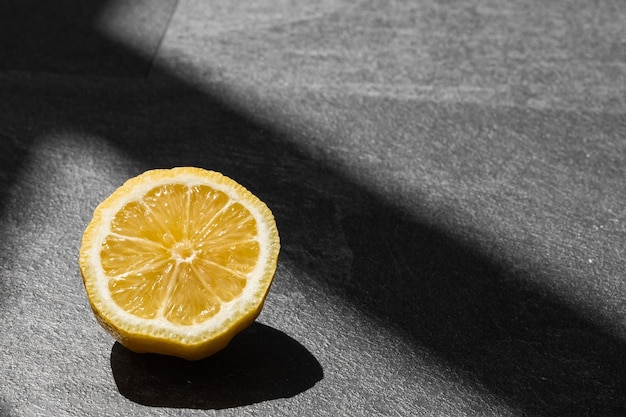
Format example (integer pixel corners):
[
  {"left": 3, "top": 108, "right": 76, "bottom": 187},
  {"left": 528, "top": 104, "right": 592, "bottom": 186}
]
[{"left": 79, "top": 167, "right": 280, "bottom": 360}]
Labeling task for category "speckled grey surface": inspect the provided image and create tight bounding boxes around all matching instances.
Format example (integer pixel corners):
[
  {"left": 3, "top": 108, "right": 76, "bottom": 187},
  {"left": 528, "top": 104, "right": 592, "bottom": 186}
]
[{"left": 1, "top": 1, "right": 625, "bottom": 416}]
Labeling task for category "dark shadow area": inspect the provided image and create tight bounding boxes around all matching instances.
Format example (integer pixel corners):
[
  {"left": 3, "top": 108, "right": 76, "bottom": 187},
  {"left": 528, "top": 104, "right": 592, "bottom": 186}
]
[
  {"left": 0, "top": 0, "right": 174, "bottom": 76},
  {"left": 0, "top": 132, "right": 30, "bottom": 217},
  {"left": 110, "top": 322, "right": 323, "bottom": 409},
  {"left": 1, "top": 1, "right": 625, "bottom": 416},
  {"left": 342, "top": 211, "right": 626, "bottom": 416}
]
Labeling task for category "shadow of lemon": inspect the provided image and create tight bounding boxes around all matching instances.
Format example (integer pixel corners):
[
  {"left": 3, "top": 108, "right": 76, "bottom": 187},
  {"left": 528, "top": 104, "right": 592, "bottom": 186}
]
[{"left": 110, "top": 322, "right": 323, "bottom": 409}]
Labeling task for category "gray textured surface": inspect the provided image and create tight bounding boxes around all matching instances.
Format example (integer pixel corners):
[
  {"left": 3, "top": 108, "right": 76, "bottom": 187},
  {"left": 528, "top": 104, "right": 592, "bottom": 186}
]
[{"left": 1, "top": 1, "right": 625, "bottom": 416}]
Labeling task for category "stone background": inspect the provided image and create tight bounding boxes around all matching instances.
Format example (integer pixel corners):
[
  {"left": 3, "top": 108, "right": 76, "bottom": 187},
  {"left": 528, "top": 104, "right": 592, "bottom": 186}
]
[{"left": 0, "top": 1, "right": 625, "bottom": 416}]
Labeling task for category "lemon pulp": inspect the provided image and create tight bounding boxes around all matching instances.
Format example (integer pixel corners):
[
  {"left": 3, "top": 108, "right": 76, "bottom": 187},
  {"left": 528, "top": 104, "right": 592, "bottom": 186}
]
[{"left": 102, "top": 183, "right": 260, "bottom": 326}]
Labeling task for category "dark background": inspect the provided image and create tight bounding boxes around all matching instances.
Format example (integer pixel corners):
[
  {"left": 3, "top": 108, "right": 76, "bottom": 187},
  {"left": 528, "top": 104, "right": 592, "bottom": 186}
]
[{"left": 0, "top": 1, "right": 624, "bottom": 416}]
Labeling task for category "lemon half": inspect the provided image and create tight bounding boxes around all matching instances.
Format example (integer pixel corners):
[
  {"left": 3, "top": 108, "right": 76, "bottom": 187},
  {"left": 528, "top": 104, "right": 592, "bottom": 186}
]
[{"left": 79, "top": 167, "right": 280, "bottom": 360}]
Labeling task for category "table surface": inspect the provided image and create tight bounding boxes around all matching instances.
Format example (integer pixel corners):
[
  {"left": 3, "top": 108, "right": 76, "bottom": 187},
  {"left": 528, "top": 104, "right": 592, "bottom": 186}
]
[{"left": 1, "top": 1, "right": 625, "bottom": 416}]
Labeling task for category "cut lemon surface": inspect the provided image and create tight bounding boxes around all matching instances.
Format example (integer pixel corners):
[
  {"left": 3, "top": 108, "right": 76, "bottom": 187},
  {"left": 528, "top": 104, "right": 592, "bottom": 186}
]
[{"left": 79, "top": 167, "right": 280, "bottom": 360}]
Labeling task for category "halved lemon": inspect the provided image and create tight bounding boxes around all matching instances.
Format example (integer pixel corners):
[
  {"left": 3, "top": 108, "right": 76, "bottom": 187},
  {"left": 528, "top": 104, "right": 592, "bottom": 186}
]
[{"left": 79, "top": 167, "right": 280, "bottom": 360}]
